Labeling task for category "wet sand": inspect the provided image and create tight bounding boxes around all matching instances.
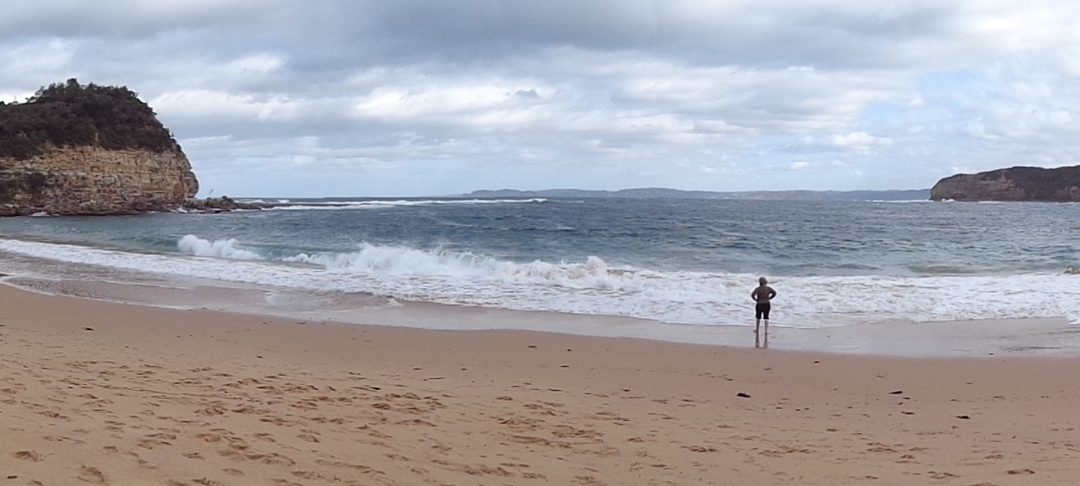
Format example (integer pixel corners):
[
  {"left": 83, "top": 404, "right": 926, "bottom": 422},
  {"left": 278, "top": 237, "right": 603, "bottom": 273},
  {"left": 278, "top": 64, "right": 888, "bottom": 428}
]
[
  {"left": 1, "top": 284, "right": 1079, "bottom": 484},
  {"left": 8, "top": 275, "right": 1080, "bottom": 358}
]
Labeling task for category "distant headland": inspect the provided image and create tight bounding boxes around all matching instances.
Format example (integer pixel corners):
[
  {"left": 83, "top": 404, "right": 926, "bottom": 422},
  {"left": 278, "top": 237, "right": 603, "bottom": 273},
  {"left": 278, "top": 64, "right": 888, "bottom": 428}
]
[
  {"left": 461, "top": 187, "right": 931, "bottom": 201},
  {"left": 931, "top": 165, "right": 1080, "bottom": 202},
  {"left": 0, "top": 79, "right": 241, "bottom": 215}
]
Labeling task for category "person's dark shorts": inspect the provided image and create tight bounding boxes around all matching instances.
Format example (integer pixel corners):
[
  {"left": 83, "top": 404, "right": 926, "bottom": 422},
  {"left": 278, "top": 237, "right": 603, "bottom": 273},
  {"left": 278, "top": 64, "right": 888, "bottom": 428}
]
[{"left": 755, "top": 303, "right": 771, "bottom": 320}]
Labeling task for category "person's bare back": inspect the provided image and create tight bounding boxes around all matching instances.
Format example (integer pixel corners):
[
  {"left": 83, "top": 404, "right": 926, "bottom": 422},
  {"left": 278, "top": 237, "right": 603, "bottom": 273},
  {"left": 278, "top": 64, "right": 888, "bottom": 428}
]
[{"left": 752, "top": 284, "right": 775, "bottom": 303}]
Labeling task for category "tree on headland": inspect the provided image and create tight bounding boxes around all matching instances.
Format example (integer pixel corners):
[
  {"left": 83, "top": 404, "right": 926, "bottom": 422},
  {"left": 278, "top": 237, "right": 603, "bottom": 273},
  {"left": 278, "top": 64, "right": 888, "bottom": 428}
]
[{"left": 0, "top": 78, "right": 179, "bottom": 160}]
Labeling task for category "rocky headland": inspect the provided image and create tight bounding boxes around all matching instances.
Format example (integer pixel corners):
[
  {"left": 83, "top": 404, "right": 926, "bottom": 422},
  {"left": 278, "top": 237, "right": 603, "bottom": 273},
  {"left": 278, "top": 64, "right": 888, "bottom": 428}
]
[
  {"left": 930, "top": 165, "right": 1080, "bottom": 202},
  {"left": 0, "top": 79, "right": 246, "bottom": 216}
]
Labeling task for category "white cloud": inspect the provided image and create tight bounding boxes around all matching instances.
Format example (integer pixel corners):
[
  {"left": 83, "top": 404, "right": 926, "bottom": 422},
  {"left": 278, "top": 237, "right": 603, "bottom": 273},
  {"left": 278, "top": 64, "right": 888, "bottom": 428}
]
[
  {"left": 0, "top": 39, "right": 75, "bottom": 89},
  {"left": 150, "top": 89, "right": 304, "bottom": 122},
  {"left": 831, "top": 132, "right": 893, "bottom": 153},
  {"left": 354, "top": 85, "right": 520, "bottom": 119}
]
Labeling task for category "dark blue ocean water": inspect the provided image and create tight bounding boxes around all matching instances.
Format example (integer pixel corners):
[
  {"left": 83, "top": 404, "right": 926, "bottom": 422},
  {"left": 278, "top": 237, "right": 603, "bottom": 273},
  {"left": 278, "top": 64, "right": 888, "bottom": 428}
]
[{"left": 0, "top": 198, "right": 1077, "bottom": 327}]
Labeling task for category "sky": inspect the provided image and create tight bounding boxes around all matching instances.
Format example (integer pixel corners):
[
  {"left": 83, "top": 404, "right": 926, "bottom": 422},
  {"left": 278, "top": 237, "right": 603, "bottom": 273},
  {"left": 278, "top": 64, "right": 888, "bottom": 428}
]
[{"left": 2, "top": 1, "right": 1080, "bottom": 197}]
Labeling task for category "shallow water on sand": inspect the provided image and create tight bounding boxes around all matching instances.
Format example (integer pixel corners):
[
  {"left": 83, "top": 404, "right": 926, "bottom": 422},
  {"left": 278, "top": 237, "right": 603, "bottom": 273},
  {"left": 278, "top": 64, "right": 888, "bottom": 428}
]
[{"left": 3, "top": 255, "right": 1078, "bottom": 358}]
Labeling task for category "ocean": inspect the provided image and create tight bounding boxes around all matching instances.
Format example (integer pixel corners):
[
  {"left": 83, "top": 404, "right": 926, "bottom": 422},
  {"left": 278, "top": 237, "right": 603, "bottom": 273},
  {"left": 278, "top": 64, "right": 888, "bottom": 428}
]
[{"left": 0, "top": 197, "right": 1077, "bottom": 332}]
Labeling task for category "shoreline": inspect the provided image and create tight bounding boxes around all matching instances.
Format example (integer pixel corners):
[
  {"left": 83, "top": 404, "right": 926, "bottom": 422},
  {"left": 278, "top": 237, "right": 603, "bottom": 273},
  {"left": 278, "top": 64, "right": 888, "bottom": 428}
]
[
  {"left": 2, "top": 230, "right": 1080, "bottom": 332},
  {"left": 1, "top": 284, "right": 1079, "bottom": 484},
  {"left": 2, "top": 274, "right": 1078, "bottom": 358}
]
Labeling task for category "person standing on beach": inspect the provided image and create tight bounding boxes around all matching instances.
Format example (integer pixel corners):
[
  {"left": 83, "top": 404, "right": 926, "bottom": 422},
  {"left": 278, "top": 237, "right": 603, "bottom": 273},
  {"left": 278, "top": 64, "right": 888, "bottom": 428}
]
[{"left": 751, "top": 277, "right": 776, "bottom": 348}]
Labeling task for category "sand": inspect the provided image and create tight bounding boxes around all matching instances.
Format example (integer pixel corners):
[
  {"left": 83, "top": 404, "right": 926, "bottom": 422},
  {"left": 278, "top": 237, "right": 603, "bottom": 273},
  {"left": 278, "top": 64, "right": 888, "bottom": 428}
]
[{"left": 1, "top": 284, "right": 1078, "bottom": 485}]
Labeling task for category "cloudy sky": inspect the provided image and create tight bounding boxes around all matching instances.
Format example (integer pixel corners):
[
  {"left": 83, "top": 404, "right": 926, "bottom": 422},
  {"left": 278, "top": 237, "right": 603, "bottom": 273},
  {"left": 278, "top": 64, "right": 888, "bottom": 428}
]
[{"left": 2, "top": 1, "right": 1079, "bottom": 197}]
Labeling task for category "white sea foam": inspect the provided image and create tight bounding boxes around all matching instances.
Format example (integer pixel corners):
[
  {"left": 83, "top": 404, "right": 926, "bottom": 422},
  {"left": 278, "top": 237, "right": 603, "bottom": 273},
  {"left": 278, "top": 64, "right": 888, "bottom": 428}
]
[
  {"left": 236, "top": 198, "right": 290, "bottom": 204},
  {"left": 266, "top": 198, "right": 546, "bottom": 211},
  {"left": 177, "top": 235, "right": 262, "bottom": 260},
  {"left": 1, "top": 236, "right": 1079, "bottom": 329}
]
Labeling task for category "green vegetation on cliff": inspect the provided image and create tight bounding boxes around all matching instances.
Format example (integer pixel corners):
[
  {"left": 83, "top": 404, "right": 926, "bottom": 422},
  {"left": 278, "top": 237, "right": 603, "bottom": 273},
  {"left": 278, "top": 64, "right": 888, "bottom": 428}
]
[{"left": 0, "top": 79, "right": 179, "bottom": 159}]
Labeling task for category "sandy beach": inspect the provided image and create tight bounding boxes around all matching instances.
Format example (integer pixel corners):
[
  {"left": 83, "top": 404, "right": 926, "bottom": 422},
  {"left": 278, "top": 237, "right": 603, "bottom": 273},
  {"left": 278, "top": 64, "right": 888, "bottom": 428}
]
[{"left": 1, "top": 284, "right": 1079, "bottom": 485}]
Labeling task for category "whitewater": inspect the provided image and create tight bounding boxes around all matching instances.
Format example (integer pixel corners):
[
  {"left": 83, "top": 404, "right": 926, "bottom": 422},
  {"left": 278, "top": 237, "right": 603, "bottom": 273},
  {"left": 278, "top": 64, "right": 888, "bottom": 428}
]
[{"left": 0, "top": 197, "right": 1076, "bottom": 330}]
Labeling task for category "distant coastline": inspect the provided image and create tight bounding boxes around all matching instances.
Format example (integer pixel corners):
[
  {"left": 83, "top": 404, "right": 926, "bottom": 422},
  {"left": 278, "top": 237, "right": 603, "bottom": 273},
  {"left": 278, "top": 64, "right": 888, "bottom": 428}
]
[{"left": 459, "top": 187, "right": 931, "bottom": 201}]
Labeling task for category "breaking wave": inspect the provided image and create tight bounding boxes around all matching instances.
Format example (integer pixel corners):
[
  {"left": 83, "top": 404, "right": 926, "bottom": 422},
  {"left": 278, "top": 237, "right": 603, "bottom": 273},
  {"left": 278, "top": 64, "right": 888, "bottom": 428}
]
[
  {"left": 1, "top": 235, "right": 1079, "bottom": 329},
  {"left": 178, "top": 235, "right": 262, "bottom": 260},
  {"left": 266, "top": 198, "right": 546, "bottom": 211}
]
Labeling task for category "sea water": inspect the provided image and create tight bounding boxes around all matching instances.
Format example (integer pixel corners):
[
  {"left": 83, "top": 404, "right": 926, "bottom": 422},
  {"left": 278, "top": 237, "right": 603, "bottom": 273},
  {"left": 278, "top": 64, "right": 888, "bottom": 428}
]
[{"left": 0, "top": 197, "right": 1077, "bottom": 329}]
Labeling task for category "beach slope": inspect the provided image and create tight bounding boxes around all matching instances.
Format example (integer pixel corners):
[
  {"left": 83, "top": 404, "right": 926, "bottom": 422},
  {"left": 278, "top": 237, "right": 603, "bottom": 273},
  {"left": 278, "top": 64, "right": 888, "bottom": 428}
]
[{"left": 0, "top": 285, "right": 1078, "bottom": 485}]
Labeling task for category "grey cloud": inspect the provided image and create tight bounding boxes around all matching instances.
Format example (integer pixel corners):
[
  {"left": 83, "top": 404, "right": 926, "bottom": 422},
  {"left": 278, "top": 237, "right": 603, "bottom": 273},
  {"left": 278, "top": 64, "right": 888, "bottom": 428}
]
[
  {"left": 0, "top": 1, "right": 952, "bottom": 80},
  {"left": 3, "top": 1, "right": 1079, "bottom": 196},
  {"left": 0, "top": 0, "right": 273, "bottom": 40},
  {"left": 313, "top": 1, "right": 959, "bottom": 70}
]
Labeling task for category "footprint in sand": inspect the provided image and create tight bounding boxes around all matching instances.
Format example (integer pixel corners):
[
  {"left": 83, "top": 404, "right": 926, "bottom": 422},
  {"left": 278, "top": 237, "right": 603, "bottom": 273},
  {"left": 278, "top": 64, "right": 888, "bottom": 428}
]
[
  {"left": 77, "top": 466, "right": 107, "bottom": 484},
  {"left": 191, "top": 479, "right": 224, "bottom": 486},
  {"left": 1007, "top": 468, "right": 1035, "bottom": 475},
  {"left": 13, "top": 450, "right": 44, "bottom": 462},
  {"left": 292, "top": 470, "right": 324, "bottom": 480},
  {"left": 196, "top": 404, "right": 228, "bottom": 416},
  {"left": 927, "top": 471, "right": 958, "bottom": 479}
]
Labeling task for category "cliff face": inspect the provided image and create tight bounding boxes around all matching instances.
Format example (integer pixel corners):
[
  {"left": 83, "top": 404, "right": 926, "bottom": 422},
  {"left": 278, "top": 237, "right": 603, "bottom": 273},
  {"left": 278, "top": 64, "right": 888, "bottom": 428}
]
[
  {"left": 0, "top": 79, "right": 198, "bottom": 215},
  {"left": 930, "top": 166, "right": 1080, "bottom": 202},
  {"left": 0, "top": 147, "right": 198, "bottom": 215}
]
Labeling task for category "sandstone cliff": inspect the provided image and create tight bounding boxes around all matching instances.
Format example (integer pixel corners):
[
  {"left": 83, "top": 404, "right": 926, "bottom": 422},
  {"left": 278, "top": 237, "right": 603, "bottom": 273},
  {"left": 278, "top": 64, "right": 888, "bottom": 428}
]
[
  {"left": 0, "top": 79, "right": 198, "bottom": 215},
  {"left": 930, "top": 165, "right": 1080, "bottom": 202}
]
